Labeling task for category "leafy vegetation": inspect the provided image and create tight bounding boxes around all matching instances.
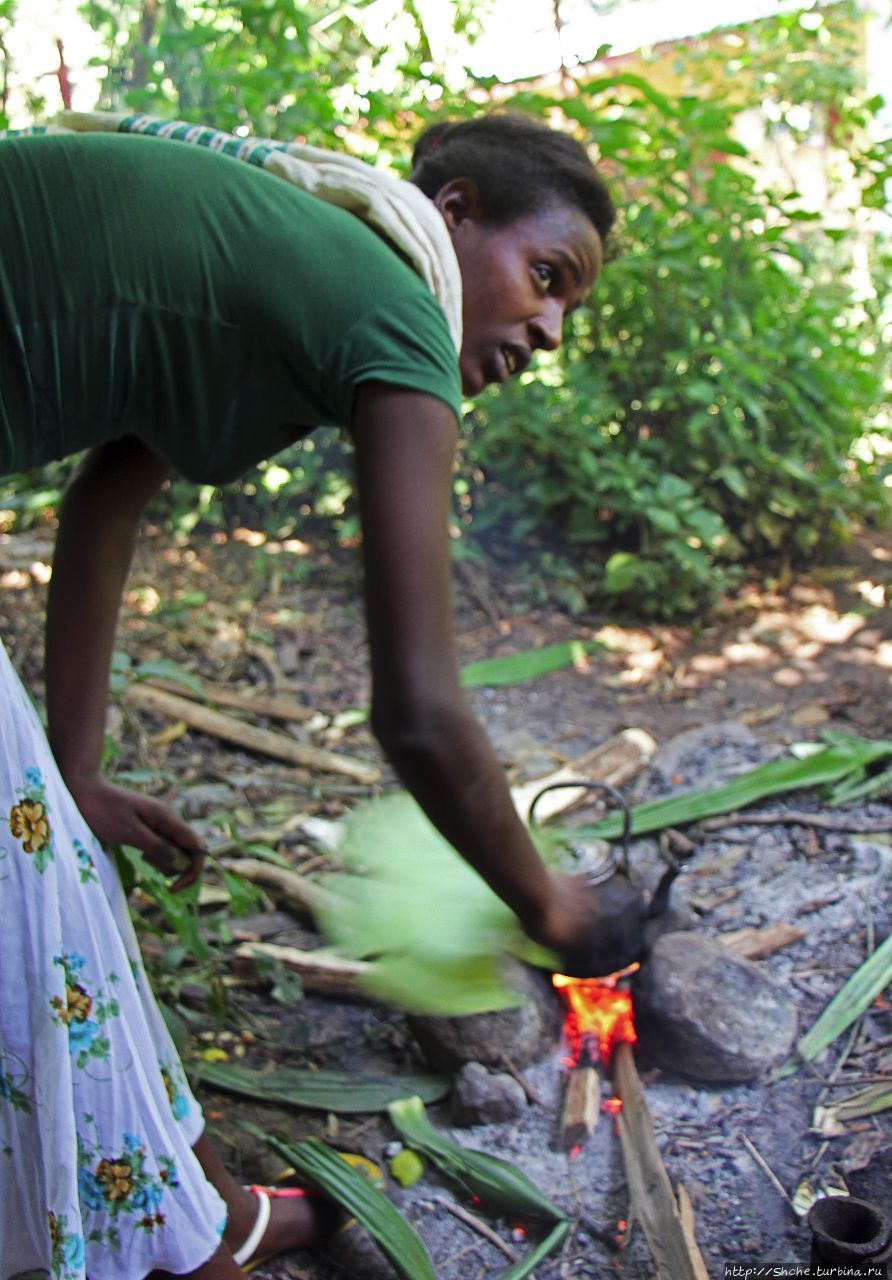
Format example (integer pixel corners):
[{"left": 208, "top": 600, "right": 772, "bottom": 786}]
[
  {"left": 247, "top": 1126, "right": 438, "bottom": 1280},
  {"left": 466, "top": 57, "right": 890, "bottom": 614},
  {"left": 0, "top": 1, "right": 887, "bottom": 618},
  {"left": 561, "top": 731, "right": 892, "bottom": 841},
  {"left": 318, "top": 791, "right": 557, "bottom": 1015}
]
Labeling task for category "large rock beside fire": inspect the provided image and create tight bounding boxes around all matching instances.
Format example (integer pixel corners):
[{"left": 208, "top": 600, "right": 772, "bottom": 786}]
[
  {"left": 407, "top": 964, "right": 562, "bottom": 1072},
  {"left": 632, "top": 932, "right": 797, "bottom": 1082}
]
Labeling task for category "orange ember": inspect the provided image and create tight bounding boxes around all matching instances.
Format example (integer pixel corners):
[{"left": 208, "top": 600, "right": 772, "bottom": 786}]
[{"left": 553, "top": 969, "right": 638, "bottom": 1065}]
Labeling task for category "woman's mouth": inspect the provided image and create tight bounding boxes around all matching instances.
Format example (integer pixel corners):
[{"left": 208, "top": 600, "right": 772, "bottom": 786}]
[{"left": 501, "top": 344, "right": 529, "bottom": 380}]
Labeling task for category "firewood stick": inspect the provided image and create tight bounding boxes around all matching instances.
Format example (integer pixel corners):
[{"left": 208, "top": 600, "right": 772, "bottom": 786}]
[
  {"left": 219, "top": 856, "right": 334, "bottom": 916},
  {"left": 125, "top": 683, "right": 379, "bottom": 783},
  {"left": 143, "top": 675, "right": 316, "bottom": 722},
  {"left": 613, "top": 1042, "right": 709, "bottom": 1280},
  {"left": 231, "top": 940, "right": 369, "bottom": 997},
  {"left": 561, "top": 1065, "right": 601, "bottom": 1150},
  {"left": 511, "top": 728, "right": 657, "bottom": 824},
  {"left": 720, "top": 922, "right": 806, "bottom": 959}
]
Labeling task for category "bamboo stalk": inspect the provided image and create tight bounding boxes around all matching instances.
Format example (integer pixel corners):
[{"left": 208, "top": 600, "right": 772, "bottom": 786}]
[
  {"left": 125, "top": 683, "right": 379, "bottom": 782},
  {"left": 613, "top": 1042, "right": 709, "bottom": 1280}
]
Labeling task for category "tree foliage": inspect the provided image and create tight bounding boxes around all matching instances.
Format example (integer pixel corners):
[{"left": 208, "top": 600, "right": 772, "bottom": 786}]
[
  {"left": 0, "top": 0, "right": 888, "bottom": 618},
  {"left": 466, "top": 66, "right": 889, "bottom": 613}
]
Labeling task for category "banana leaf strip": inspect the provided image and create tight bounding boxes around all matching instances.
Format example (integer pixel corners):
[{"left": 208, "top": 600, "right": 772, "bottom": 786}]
[
  {"left": 389, "top": 1095, "right": 565, "bottom": 1223},
  {"left": 793, "top": 929, "right": 892, "bottom": 1068},
  {"left": 334, "top": 638, "right": 606, "bottom": 729},
  {"left": 245, "top": 1126, "right": 435, "bottom": 1280},
  {"left": 498, "top": 1220, "right": 571, "bottom": 1280},
  {"left": 460, "top": 640, "right": 603, "bottom": 688},
  {"left": 198, "top": 1060, "right": 451, "bottom": 1112},
  {"left": 558, "top": 734, "right": 892, "bottom": 842}
]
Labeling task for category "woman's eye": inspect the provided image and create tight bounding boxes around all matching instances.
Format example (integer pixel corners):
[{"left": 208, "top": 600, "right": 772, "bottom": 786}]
[{"left": 534, "top": 263, "right": 554, "bottom": 288}]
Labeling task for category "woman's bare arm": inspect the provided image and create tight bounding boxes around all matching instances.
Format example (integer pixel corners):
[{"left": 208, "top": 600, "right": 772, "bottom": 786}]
[
  {"left": 45, "top": 435, "right": 205, "bottom": 889},
  {"left": 352, "top": 384, "right": 644, "bottom": 972}
]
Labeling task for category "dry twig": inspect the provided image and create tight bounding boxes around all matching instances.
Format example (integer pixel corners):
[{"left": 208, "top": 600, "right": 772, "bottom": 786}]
[
  {"left": 739, "top": 1133, "right": 793, "bottom": 1208},
  {"left": 432, "top": 1198, "right": 521, "bottom": 1263},
  {"left": 699, "top": 810, "right": 892, "bottom": 834}
]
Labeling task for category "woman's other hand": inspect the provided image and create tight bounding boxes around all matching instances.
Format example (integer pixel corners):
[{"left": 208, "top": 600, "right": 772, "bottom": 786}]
[
  {"left": 527, "top": 869, "right": 646, "bottom": 979},
  {"left": 66, "top": 776, "right": 206, "bottom": 893}
]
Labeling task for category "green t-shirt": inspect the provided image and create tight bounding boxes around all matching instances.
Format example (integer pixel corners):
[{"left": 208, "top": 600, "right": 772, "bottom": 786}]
[{"left": 0, "top": 132, "right": 461, "bottom": 483}]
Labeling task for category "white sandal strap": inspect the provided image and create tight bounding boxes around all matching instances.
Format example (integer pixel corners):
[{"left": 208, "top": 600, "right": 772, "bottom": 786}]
[{"left": 232, "top": 1188, "right": 272, "bottom": 1266}]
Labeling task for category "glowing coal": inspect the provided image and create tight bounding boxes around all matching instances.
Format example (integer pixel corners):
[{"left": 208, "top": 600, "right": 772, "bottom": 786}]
[
  {"left": 553, "top": 968, "right": 638, "bottom": 1151},
  {"left": 553, "top": 968, "right": 638, "bottom": 1067}
]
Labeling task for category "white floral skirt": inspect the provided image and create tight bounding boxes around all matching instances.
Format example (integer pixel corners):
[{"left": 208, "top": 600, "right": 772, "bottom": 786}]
[{"left": 0, "top": 641, "right": 227, "bottom": 1279}]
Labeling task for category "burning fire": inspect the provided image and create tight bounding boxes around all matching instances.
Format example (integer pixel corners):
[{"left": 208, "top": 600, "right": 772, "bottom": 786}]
[{"left": 553, "top": 967, "right": 638, "bottom": 1067}]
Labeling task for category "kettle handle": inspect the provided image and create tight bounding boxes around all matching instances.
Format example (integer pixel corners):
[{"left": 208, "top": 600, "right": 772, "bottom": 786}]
[{"left": 527, "top": 780, "right": 632, "bottom": 875}]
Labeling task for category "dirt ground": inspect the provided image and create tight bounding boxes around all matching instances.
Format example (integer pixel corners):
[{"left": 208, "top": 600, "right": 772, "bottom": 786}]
[{"left": 1, "top": 517, "right": 891, "bottom": 1278}]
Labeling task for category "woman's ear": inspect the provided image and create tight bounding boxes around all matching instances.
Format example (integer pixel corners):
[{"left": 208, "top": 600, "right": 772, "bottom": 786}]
[{"left": 433, "top": 178, "right": 483, "bottom": 232}]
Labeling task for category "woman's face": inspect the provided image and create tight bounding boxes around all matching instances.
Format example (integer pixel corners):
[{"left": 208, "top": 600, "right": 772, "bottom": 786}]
[{"left": 436, "top": 183, "right": 604, "bottom": 396}]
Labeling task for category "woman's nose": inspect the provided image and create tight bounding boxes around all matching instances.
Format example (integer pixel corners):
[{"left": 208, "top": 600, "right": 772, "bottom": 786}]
[{"left": 530, "top": 301, "right": 563, "bottom": 351}]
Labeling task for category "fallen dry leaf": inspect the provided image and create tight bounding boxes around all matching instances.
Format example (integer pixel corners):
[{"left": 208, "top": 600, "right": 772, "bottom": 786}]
[{"left": 840, "top": 1130, "right": 887, "bottom": 1174}]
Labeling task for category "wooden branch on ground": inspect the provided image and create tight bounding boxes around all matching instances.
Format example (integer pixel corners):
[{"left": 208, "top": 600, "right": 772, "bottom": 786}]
[
  {"left": 613, "top": 1042, "right": 709, "bottom": 1280},
  {"left": 511, "top": 728, "right": 657, "bottom": 824},
  {"left": 125, "top": 683, "right": 379, "bottom": 783},
  {"left": 143, "top": 674, "right": 316, "bottom": 722},
  {"left": 698, "top": 810, "right": 892, "bottom": 835},
  {"left": 720, "top": 922, "right": 806, "bottom": 959},
  {"left": 220, "top": 856, "right": 335, "bottom": 916},
  {"left": 231, "top": 940, "right": 369, "bottom": 997}
]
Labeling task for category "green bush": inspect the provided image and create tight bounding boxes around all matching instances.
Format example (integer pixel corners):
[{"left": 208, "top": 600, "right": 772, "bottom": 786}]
[
  {"left": 1, "top": 5, "right": 887, "bottom": 620},
  {"left": 461, "top": 76, "right": 889, "bottom": 616}
]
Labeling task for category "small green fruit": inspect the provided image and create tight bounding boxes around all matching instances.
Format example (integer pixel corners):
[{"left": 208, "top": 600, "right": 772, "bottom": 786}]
[{"left": 389, "top": 1149, "right": 425, "bottom": 1188}]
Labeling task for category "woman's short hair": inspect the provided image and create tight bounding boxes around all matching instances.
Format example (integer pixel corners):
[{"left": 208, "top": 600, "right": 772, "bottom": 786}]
[{"left": 410, "top": 112, "right": 616, "bottom": 245}]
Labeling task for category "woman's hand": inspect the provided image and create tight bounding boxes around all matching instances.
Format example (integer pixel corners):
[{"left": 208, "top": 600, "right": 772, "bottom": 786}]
[
  {"left": 66, "top": 776, "right": 206, "bottom": 893},
  {"left": 525, "top": 869, "right": 647, "bottom": 978}
]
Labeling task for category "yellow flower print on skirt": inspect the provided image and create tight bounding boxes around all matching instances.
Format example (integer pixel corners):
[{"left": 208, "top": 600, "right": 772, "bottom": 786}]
[
  {"left": 9, "top": 767, "right": 54, "bottom": 870},
  {"left": 48, "top": 952, "right": 121, "bottom": 1071}
]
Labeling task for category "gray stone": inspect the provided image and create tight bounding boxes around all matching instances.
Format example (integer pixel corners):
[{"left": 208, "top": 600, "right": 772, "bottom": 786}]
[
  {"left": 649, "top": 721, "right": 760, "bottom": 788},
  {"left": 632, "top": 932, "right": 798, "bottom": 1083},
  {"left": 407, "top": 964, "right": 562, "bottom": 1071},
  {"left": 451, "top": 1061, "right": 528, "bottom": 1126}
]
